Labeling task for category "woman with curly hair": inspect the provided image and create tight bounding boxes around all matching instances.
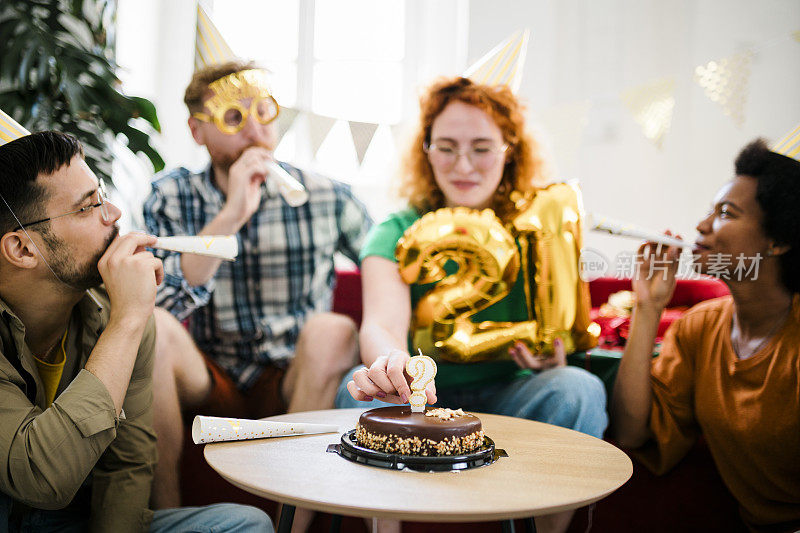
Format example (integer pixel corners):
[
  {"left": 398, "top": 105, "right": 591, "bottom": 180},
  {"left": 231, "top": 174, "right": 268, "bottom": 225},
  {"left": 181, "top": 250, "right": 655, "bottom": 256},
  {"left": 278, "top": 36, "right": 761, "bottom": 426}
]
[
  {"left": 335, "top": 77, "right": 607, "bottom": 533},
  {"left": 612, "top": 139, "right": 800, "bottom": 532}
]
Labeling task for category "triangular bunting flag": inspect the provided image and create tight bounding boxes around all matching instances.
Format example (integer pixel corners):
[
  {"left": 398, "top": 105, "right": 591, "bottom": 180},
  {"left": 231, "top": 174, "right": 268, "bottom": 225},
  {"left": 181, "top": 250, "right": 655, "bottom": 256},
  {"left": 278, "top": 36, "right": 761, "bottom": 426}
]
[
  {"left": 537, "top": 100, "right": 592, "bottom": 168},
  {"left": 0, "top": 108, "right": 31, "bottom": 146},
  {"left": 792, "top": 30, "right": 800, "bottom": 43},
  {"left": 463, "top": 29, "right": 530, "bottom": 92},
  {"left": 621, "top": 77, "right": 676, "bottom": 148},
  {"left": 694, "top": 51, "right": 752, "bottom": 127},
  {"left": 348, "top": 120, "right": 379, "bottom": 165},
  {"left": 772, "top": 123, "right": 800, "bottom": 161},
  {"left": 307, "top": 113, "right": 336, "bottom": 157},
  {"left": 276, "top": 107, "right": 300, "bottom": 144},
  {"left": 195, "top": 4, "right": 237, "bottom": 70}
]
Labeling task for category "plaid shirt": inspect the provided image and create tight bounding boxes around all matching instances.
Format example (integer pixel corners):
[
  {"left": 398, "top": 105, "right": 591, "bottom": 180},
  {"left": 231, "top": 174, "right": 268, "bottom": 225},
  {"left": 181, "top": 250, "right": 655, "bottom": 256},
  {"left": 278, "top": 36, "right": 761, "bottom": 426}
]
[{"left": 143, "top": 162, "right": 372, "bottom": 389}]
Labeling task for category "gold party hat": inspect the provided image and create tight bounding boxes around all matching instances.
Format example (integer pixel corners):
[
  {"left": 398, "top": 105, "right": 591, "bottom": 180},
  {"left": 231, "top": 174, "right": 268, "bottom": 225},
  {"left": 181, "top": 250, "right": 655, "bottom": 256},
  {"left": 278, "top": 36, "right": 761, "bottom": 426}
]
[
  {"left": 195, "top": 4, "right": 237, "bottom": 71},
  {"left": 772, "top": 123, "right": 800, "bottom": 161},
  {"left": 0, "top": 108, "right": 30, "bottom": 147},
  {"left": 463, "top": 29, "right": 530, "bottom": 93}
]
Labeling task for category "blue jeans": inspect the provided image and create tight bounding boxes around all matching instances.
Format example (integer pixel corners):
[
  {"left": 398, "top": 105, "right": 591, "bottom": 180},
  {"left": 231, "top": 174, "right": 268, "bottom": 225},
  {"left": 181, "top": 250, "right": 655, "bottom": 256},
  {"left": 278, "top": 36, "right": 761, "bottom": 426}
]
[
  {"left": 150, "top": 504, "right": 272, "bottom": 533},
  {"left": 1, "top": 496, "right": 272, "bottom": 533},
  {"left": 335, "top": 364, "right": 608, "bottom": 439}
]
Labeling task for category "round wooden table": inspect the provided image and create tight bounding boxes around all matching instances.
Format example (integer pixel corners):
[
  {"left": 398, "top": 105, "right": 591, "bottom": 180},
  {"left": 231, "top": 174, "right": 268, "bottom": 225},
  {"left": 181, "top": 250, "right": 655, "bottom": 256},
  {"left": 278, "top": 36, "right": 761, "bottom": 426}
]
[{"left": 203, "top": 408, "right": 632, "bottom": 532}]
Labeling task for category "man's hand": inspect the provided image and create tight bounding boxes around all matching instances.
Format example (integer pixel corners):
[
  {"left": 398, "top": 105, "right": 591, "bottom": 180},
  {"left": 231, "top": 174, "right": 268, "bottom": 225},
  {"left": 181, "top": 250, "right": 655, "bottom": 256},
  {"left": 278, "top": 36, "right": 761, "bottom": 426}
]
[
  {"left": 98, "top": 232, "right": 163, "bottom": 328},
  {"left": 222, "top": 146, "right": 272, "bottom": 227},
  {"left": 347, "top": 349, "right": 437, "bottom": 405},
  {"left": 509, "top": 338, "right": 567, "bottom": 370}
]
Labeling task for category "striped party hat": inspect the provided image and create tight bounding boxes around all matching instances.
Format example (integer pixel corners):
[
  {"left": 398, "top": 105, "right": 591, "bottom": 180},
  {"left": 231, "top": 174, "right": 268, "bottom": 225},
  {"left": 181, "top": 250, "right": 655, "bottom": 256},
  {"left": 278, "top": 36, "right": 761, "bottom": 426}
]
[
  {"left": 195, "top": 4, "right": 237, "bottom": 71},
  {"left": 0, "top": 108, "right": 30, "bottom": 147},
  {"left": 463, "top": 29, "right": 530, "bottom": 93},
  {"left": 772, "top": 123, "right": 800, "bottom": 162}
]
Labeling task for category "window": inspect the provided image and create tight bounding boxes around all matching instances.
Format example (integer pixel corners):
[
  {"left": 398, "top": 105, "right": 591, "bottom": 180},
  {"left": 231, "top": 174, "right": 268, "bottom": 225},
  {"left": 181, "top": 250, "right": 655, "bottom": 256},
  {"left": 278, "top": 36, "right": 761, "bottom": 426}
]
[
  {"left": 209, "top": 0, "right": 405, "bottom": 123},
  {"left": 209, "top": 0, "right": 300, "bottom": 107},
  {"left": 117, "top": 0, "right": 467, "bottom": 220}
]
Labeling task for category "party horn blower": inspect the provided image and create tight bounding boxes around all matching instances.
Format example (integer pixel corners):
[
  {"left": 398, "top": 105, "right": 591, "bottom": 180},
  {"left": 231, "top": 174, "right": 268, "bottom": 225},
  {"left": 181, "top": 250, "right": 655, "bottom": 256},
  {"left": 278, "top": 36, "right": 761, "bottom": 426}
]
[
  {"left": 154, "top": 236, "right": 238, "bottom": 261},
  {"left": 191, "top": 416, "right": 339, "bottom": 444},
  {"left": 587, "top": 213, "right": 687, "bottom": 248},
  {"left": 268, "top": 162, "right": 309, "bottom": 207}
]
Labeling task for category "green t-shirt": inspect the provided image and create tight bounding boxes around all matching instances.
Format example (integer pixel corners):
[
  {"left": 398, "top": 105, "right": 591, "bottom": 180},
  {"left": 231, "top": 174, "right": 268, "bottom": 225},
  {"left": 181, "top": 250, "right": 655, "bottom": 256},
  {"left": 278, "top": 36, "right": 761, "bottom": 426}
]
[{"left": 360, "top": 208, "right": 533, "bottom": 389}]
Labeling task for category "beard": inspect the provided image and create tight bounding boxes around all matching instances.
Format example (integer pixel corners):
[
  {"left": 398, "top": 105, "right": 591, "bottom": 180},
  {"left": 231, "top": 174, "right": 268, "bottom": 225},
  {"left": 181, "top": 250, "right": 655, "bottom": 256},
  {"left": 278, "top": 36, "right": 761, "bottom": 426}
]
[
  {"left": 208, "top": 141, "right": 274, "bottom": 174},
  {"left": 42, "top": 224, "right": 119, "bottom": 292}
]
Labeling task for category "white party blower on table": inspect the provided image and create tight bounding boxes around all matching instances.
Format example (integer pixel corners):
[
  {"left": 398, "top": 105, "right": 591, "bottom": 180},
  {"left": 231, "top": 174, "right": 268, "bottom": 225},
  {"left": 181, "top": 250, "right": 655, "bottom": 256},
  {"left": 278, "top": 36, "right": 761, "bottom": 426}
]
[
  {"left": 154, "top": 236, "right": 239, "bottom": 261},
  {"left": 268, "top": 162, "right": 309, "bottom": 207},
  {"left": 587, "top": 213, "right": 688, "bottom": 248},
  {"left": 191, "top": 415, "right": 338, "bottom": 444}
]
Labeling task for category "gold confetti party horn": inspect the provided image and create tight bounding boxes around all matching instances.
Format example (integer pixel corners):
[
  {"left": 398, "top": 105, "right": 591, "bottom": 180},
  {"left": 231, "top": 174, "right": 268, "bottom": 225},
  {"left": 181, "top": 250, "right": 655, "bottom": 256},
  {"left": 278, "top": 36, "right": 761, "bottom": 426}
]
[
  {"left": 153, "top": 236, "right": 239, "bottom": 261},
  {"left": 191, "top": 416, "right": 338, "bottom": 444}
]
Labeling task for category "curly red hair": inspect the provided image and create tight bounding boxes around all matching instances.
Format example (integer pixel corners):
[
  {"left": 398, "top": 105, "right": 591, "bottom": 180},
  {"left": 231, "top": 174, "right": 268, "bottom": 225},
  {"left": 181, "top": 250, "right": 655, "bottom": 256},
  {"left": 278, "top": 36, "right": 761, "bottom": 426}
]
[{"left": 398, "top": 77, "right": 547, "bottom": 222}]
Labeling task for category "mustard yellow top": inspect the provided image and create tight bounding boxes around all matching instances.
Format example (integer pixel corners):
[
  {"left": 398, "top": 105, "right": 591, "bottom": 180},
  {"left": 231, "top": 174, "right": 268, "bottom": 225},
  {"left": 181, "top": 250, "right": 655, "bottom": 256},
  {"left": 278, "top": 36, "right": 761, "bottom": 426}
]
[{"left": 33, "top": 328, "right": 68, "bottom": 407}]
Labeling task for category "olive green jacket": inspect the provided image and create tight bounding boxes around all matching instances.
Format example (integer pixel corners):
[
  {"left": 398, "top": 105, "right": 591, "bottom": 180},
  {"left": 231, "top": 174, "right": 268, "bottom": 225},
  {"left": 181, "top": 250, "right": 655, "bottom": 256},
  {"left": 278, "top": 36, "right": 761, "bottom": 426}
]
[{"left": 0, "top": 289, "right": 157, "bottom": 532}]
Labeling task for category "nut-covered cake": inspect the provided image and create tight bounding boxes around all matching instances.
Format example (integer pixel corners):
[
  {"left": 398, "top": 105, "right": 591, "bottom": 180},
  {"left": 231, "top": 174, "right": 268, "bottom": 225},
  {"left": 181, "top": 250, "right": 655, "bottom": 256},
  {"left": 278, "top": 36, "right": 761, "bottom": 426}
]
[{"left": 355, "top": 406, "right": 484, "bottom": 456}]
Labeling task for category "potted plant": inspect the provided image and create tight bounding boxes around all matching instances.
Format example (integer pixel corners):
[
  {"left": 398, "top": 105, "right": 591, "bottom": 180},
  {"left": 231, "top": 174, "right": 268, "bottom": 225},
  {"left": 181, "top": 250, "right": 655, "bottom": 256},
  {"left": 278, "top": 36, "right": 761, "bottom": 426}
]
[{"left": 0, "top": 0, "right": 163, "bottom": 183}]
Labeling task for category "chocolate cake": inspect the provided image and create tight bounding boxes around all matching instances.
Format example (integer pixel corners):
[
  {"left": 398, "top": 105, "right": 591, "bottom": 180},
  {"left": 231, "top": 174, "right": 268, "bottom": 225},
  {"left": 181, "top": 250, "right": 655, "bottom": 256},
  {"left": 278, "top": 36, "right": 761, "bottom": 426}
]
[{"left": 355, "top": 406, "right": 484, "bottom": 456}]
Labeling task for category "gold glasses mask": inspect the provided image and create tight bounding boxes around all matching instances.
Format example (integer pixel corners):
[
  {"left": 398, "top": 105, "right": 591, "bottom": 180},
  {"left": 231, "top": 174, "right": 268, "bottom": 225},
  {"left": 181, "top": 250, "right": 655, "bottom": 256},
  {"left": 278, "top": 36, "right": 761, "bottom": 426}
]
[{"left": 192, "top": 69, "right": 280, "bottom": 135}]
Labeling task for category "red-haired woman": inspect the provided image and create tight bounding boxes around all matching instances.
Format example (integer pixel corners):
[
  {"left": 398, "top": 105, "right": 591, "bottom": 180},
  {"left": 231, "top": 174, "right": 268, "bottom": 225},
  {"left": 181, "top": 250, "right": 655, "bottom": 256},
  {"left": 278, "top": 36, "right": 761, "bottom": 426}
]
[{"left": 335, "top": 77, "right": 607, "bottom": 533}]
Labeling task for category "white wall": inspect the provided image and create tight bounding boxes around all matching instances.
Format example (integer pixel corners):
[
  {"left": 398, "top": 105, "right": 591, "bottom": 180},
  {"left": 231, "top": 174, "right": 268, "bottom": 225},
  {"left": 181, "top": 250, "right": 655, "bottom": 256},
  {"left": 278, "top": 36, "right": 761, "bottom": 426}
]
[
  {"left": 117, "top": 0, "right": 204, "bottom": 172},
  {"left": 117, "top": 0, "right": 800, "bottom": 264},
  {"left": 468, "top": 0, "right": 800, "bottom": 264}
]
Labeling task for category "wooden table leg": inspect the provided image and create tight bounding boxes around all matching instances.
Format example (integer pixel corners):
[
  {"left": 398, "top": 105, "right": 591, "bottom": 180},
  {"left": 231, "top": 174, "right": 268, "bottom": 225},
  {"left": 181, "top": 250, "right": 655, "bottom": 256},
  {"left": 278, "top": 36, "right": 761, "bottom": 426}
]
[
  {"left": 501, "top": 520, "right": 516, "bottom": 533},
  {"left": 328, "top": 514, "right": 342, "bottom": 533},
  {"left": 277, "top": 504, "right": 295, "bottom": 533}
]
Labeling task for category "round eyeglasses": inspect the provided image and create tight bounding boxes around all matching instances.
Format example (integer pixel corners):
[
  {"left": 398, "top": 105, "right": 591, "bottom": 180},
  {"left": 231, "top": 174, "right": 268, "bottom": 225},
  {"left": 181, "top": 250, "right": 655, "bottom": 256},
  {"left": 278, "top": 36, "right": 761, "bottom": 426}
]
[
  {"left": 14, "top": 180, "right": 111, "bottom": 230},
  {"left": 424, "top": 142, "right": 510, "bottom": 170}
]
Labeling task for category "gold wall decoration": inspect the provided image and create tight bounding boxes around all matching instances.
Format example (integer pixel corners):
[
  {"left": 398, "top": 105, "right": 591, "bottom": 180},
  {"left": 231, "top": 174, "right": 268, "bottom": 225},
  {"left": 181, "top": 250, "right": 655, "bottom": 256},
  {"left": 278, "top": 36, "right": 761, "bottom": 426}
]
[{"left": 694, "top": 51, "right": 753, "bottom": 127}]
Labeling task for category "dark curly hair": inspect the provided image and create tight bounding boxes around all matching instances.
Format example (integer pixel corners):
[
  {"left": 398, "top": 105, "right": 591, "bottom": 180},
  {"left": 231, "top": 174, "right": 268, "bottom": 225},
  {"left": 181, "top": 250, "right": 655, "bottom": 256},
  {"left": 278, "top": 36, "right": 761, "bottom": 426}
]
[{"left": 735, "top": 138, "right": 800, "bottom": 293}]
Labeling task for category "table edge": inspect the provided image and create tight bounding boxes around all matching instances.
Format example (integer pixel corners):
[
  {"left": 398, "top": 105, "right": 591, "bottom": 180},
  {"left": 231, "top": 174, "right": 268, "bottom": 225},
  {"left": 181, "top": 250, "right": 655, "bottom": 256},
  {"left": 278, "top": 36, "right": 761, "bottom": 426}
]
[{"left": 205, "top": 453, "right": 633, "bottom": 521}]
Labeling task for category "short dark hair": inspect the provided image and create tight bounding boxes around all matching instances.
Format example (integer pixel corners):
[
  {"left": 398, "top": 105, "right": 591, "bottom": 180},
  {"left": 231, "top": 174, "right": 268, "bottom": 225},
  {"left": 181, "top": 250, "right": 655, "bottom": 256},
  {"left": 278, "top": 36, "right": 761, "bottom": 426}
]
[
  {"left": 184, "top": 60, "right": 259, "bottom": 113},
  {"left": 0, "top": 131, "right": 84, "bottom": 235},
  {"left": 735, "top": 138, "right": 800, "bottom": 293}
]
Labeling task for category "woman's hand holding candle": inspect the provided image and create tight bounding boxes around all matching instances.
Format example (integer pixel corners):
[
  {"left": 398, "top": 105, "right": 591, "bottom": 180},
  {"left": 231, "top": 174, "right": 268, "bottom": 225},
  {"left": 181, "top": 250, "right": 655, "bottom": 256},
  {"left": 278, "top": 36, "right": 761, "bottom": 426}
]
[{"left": 348, "top": 348, "right": 437, "bottom": 405}]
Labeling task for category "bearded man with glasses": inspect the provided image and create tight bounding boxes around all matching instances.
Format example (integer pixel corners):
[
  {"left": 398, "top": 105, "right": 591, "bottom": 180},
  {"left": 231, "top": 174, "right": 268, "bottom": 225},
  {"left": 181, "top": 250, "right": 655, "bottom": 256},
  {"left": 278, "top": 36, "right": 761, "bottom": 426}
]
[{"left": 0, "top": 130, "right": 271, "bottom": 532}]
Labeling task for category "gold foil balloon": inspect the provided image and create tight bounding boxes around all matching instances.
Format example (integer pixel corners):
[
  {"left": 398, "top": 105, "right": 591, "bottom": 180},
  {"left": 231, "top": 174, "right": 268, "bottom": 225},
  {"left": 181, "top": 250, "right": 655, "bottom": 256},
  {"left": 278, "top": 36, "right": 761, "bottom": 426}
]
[
  {"left": 396, "top": 207, "right": 538, "bottom": 363},
  {"left": 510, "top": 182, "right": 598, "bottom": 355},
  {"left": 395, "top": 183, "right": 597, "bottom": 364}
]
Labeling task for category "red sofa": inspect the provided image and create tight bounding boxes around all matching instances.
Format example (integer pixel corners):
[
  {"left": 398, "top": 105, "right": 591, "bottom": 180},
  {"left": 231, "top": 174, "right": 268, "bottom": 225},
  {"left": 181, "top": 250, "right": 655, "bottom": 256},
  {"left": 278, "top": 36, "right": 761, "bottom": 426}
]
[{"left": 180, "top": 272, "right": 747, "bottom": 532}]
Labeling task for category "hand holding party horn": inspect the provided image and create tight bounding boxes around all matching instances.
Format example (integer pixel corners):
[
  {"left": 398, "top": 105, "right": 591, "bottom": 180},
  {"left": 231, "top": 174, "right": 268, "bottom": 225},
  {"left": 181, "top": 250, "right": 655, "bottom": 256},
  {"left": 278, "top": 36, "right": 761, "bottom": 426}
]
[
  {"left": 268, "top": 162, "right": 309, "bottom": 207},
  {"left": 587, "top": 213, "right": 687, "bottom": 248},
  {"left": 154, "top": 236, "right": 238, "bottom": 261}
]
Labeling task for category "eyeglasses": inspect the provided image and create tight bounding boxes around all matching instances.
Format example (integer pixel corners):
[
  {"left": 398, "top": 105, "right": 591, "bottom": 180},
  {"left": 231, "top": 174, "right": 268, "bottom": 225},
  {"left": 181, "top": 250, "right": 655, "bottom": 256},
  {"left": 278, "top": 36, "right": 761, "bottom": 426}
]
[
  {"left": 14, "top": 180, "right": 111, "bottom": 230},
  {"left": 192, "top": 96, "right": 280, "bottom": 135},
  {"left": 424, "top": 141, "right": 510, "bottom": 170}
]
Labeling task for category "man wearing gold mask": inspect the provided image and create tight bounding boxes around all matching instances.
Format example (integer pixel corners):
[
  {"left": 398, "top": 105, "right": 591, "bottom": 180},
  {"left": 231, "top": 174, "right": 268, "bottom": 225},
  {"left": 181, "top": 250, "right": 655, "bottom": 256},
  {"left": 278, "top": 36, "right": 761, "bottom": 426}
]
[{"left": 142, "top": 61, "right": 372, "bottom": 511}]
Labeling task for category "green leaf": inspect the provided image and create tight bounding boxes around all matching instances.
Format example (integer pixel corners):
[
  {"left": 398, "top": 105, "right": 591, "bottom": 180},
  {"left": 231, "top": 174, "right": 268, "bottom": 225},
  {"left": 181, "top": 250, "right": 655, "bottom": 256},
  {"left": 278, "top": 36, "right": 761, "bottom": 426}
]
[
  {"left": 129, "top": 96, "right": 160, "bottom": 131},
  {"left": 0, "top": 0, "right": 163, "bottom": 185},
  {"left": 122, "top": 123, "right": 165, "bottom": 172},
  {"left": 18, "top": 44, "right": 37, "bottom": 88}
]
